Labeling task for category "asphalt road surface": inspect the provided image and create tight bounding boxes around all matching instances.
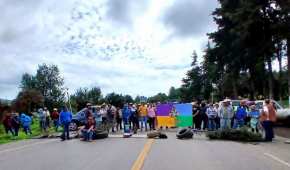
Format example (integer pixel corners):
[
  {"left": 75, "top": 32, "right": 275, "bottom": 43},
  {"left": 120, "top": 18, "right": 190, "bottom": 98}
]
[{"left": 0, "top": 132, "right": 289, "bottom": 170}]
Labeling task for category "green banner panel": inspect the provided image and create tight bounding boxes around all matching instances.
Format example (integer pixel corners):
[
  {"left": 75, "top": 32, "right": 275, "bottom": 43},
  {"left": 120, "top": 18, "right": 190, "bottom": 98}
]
[{"left": 176, "top": 116, "right": 193, "bottom": 127}]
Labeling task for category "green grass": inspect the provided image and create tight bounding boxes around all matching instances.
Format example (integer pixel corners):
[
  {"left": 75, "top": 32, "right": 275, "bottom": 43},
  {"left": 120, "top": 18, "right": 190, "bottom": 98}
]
[{"left": 0, "top": 118, "right": 62, "bottom": 145}]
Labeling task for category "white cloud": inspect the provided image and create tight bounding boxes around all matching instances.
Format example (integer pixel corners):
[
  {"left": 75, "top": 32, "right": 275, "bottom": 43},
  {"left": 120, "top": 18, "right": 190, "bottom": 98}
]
[{"left": 0, "top": 0, "right": 218, "bottom": 100}]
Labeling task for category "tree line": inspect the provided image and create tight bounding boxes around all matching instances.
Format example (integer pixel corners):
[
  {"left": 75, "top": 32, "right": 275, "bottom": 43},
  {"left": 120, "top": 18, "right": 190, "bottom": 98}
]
[
  {"left": 5, "top": 64, "right": 170, "bottom": 114},
  {"left": 179, "top": 0, "right": 290, "bottom": 103}
]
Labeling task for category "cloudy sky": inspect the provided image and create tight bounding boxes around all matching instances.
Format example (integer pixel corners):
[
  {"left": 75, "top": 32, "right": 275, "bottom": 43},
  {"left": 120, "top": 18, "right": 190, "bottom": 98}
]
[{"left": 0, "top": 0, "right": 218, "bottom": 100}]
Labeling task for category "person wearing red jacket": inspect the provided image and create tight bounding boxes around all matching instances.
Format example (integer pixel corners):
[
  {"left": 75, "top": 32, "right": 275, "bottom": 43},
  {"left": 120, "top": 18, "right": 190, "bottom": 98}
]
[
  {"left": 2, "top": 111, "right": 14, "bottom": 135},
  {"left": 51, "top": 108, "right": 60, "bottom": 132}
]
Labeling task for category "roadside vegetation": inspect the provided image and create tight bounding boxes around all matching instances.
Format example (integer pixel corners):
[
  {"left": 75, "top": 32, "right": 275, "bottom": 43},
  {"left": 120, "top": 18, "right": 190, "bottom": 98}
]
[{"left": 0, "top": 118, "right": 61, "bottom": 144}]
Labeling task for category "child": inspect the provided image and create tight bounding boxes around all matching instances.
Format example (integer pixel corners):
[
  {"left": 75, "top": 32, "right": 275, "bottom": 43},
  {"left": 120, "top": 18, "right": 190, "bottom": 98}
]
[
  {"left": 20, "top": 113, "right": 32, "bottom": 135},
  {"left": 248, "top": 105, "right": 260, "bottom": 133}
]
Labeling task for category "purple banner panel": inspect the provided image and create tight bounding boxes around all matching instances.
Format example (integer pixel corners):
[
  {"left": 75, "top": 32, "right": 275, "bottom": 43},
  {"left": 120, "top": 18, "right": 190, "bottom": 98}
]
[{"left": 156, "top": 104, "right": 173, "bottom": 116}]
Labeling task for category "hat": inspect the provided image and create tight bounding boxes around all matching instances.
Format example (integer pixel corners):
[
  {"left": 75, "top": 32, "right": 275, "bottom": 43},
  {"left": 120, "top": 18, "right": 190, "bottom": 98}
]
[
  {"left": 86, "top": 103, "right": 92, "bottom": 106},
  {"left": 53, "top": 108, "right": 57, "bottom": 111},
  {"left": 223, "top": 99, "right": 231, "bottom": 103}
]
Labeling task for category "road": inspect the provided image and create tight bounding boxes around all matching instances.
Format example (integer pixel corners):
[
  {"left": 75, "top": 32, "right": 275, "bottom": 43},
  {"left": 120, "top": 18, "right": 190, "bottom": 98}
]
[{"left": 0, "top": 132, "right": 289, "bottom": 170}]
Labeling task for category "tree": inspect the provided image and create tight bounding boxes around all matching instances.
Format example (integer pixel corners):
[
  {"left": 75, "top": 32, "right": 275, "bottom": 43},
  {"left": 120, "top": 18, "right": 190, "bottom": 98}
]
[
  {"left": 20, "top": 64, "right": 65, "bottom": 110},
  {"left": 148, "top": 93, "right": 168, "bottom": 103},
  {"left": 180, "top": 51, "right": 203, "bottom": 102},
  {"left": 13, "top": 89, "right": 44, "bottom": 114},
  {"left": 70, "top": 87, "right": 102, "bottom": 111},
  {"left": 123, "top": 95, "right": 134, "bottom": 103},
  {"left": 105, "top": 93, "right": 124, "bottom": 107},
  {"left": 20, "top": 73, "right": 37, "bottom": 90},
  {"left": 168, "top": 87, "right": 181, "bottom": 101}
]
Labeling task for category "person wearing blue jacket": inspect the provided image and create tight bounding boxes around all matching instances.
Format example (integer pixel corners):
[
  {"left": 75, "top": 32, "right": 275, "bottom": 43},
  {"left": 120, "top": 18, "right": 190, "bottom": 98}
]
[
  {"left": 122, "top": 104, "right": 132, "bottom": 134},
  {"left": 233, "top": 100, "right": 248, "bottom": 129},
  {"left": 59, "top": 106, "right": 72, "bottom": 141},
  {"left": 20, "top": 113, "right": 32, "bottom": 135}
]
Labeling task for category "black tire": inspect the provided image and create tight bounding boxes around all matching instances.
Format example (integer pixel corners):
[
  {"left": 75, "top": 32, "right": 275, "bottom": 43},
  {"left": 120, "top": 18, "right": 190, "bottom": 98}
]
[
  {"left": 158, "top": 133, "right": 168, "bottom": 139},
  {"left": 147, "top": 131, "right": 161, "bottom": 138},
  {"left": 69, "top": 121, "right": 78, "bottom": 131},
  {"left": 94, "top": 131, "right": 108, "bottom": 139},
  {"left": 176, "top": 128, "right": 193, "bottom": 139}
]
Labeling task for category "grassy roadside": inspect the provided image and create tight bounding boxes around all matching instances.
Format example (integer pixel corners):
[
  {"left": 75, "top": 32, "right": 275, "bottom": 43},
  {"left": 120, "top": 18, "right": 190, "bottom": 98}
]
[{"left": 0, "top": 118, "right": 62, "bottom": 145}]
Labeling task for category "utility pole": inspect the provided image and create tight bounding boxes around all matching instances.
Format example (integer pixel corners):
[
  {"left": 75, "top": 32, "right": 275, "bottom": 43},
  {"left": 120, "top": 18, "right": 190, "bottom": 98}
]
[{"left": 66, "top": 88, "right": 72, "bottom": 113}]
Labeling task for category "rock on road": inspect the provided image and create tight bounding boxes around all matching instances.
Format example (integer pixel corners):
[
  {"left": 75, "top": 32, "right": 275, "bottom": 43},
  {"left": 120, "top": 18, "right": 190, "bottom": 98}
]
[{"left": 0, "top": 132, "right": 289, "bottom": 170}]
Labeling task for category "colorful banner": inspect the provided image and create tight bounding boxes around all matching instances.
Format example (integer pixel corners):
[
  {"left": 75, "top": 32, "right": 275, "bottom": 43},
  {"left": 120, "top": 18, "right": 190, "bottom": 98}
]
[
  {"left": 156, "top": 116, "right": 176, "bottom": 128},
  {"left": 156, "top": 104, "right": 173, "bottom": 116},
  {"left": 176, "top": 116, "right": 193, "bottom": 127},
  {"left": 156, "top": 103, "right": 193, "bottom": 127},
  {"left": 174, "top": 103, "right": 192, "bottom": 116}
]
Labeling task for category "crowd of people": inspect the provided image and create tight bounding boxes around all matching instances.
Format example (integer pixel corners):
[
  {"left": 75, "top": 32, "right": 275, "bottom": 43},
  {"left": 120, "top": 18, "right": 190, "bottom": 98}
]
[
  {"left": 2, "top": 111, "right": 32, "bottom": 138},
  {"left": 1, "top": 98, "right": 277, "bottom": 142},
  {"left": 193, "top": 98, "right": 277, "bottom": 142},
  {"left": 78, "top": 103, "right": 157, "bottom": 141},
  {"left": 1, "top": 106, "right": 73, "bottom": 141}
]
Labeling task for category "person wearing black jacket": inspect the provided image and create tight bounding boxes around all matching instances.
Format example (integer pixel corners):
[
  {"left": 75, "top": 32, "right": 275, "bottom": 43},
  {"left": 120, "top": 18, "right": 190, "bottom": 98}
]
[
  {"left": 11, "top": 112, "right": 20, "bottom": 137},
  {"left": 200, "top": 102, "right": 208, "bottom": 130},
  {"left": 192, "top": 102, "right": 201, "bottom": 129}
]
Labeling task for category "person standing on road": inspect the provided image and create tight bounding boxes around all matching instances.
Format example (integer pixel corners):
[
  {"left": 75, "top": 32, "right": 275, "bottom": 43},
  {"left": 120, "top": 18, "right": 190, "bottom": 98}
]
[
  {"left": 100, "top": 103, "right": 108, "bottom": 128},
  {"left": 206, "top": 103, "right": 217, "bottom": 131},
  {"left": 116, "top": 107, "right": 123, "bottom": 131},
  {"left": 107, "top": 104, "right": 117, "bottom": 133},
  {"left": 122, "top": 104, "right": 132, "bottom": 134},
  {"left": 192, "top": 102, "right": 201, "bottom": 129},
  {"left": 2, "top": 111, "right": 14, "bottom": 135},
  {"left": 138, "top": 103, "right": 148, "bottom": 131},
  {"left": 147, "top": 103, "right": 156, "bottom": 131},
  {"left": 84, "top": 103, "right": 93, "bottom": 123},
  {"left": 130, "top": 104, "right": 139, "bottom": 134},
  {"left": 248, "top": 104, "right": 260, "bottom": 133},
  {"left": 200, "top": 102, "right": 208, "bottom": 130},
  {"left": 94, "top": 106, "right": 102, "bottom": 129},
  {"left": 219, "top": 99, "right": 234, "bottom": 129},
  {"left": 11, "top": 111, "right": 20, "bottom": 137},
  {"left": 59, "top": 106, "right": 72, "bottom": 141},
  {"left": 43, "top": 107, "right": 50, "bottom": 128},
  {"left": 260, "top": 99, "right": 277, "bottom": 142},
  {"left": 51, "top": 108, "right": 60, "bottom": 132},
  {"left": 233, "top": 100, "right": 248, "bottom": 129},
  {"left": 214, "top": 103, "right": 220, "bottom": 129},
  {"left": 38, "top": 108, "right": 48, "bottom": 134},
  {"left": 20, "top": 113, "right": 32, "bottom": 135}
]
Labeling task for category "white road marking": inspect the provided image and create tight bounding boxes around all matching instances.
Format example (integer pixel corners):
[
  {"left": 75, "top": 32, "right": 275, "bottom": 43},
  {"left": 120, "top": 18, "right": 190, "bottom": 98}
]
[
  {"left": 264, "top": 153, "right": 290, "bottom": 168},
  {"left": 0, "top": 140, "right": 57, "bottom": 154}
]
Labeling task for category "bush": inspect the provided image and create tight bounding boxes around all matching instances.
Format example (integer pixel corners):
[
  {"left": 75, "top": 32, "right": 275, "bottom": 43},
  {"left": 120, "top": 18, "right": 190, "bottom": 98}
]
[{"left": 206, "top": 128, "right": 263, "bottom": 142}]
